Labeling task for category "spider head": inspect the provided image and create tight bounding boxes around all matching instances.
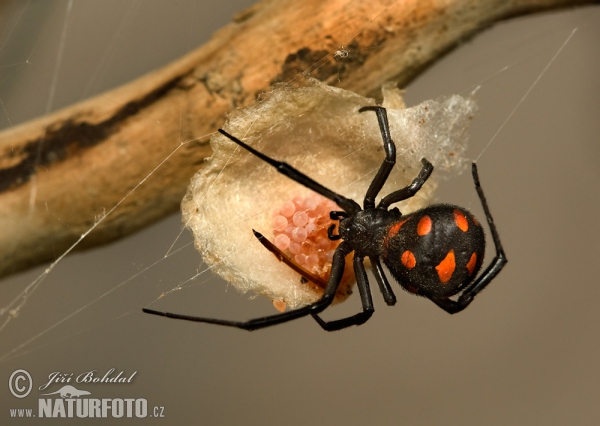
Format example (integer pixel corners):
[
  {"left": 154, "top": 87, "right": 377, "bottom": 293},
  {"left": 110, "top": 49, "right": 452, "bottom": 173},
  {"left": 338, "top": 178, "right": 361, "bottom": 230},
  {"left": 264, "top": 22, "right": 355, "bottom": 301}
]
[{"left": 337, "top": 208, "right": 400, "bottom": 257}]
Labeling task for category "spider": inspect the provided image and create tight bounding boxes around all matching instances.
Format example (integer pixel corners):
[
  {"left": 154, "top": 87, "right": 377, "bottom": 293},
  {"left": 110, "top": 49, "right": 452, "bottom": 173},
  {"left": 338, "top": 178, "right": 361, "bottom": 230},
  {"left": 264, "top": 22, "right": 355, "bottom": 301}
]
[{"left": 143, "top": 106, "right": 507, "bottom": 331}]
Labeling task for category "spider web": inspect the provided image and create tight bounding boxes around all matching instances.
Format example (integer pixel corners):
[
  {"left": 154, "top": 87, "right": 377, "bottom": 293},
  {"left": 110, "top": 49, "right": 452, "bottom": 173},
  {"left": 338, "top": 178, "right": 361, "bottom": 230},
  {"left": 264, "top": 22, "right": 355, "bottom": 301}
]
[
  {"left": 2, "top": 3, "right": 600, "bottom": 425},
  {"left": 0, "top": 0, "right": 596, "bottom": 364}
]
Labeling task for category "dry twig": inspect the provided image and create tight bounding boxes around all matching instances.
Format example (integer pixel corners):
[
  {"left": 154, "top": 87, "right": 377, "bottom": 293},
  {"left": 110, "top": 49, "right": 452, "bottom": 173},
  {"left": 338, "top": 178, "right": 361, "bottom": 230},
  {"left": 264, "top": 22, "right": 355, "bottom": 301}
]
[{"left": 0, "top": 0, "right": 593, "bottom": 278}]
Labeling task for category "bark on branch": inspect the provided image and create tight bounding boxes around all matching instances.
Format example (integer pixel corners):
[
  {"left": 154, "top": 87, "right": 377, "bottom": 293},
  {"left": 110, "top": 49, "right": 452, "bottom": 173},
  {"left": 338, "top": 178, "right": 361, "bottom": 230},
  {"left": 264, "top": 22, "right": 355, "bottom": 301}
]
[{"left": 0, "top": 0, "right": 593, "bottom": 278}]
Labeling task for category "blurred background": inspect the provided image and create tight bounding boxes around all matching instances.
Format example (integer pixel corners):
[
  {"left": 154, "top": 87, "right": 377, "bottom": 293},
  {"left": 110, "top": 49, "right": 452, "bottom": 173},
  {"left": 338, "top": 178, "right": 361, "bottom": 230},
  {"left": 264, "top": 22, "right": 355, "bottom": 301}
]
[{"left": 1, "top": 1, "right": 599, "bottom": 424}]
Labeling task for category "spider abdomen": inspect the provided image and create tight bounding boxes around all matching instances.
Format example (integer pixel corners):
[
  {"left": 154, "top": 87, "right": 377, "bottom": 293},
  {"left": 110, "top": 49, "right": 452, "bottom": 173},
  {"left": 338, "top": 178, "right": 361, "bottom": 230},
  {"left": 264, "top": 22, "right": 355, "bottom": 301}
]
[{"left": 382, "top": 204, "right": 485, "bottom": 298}]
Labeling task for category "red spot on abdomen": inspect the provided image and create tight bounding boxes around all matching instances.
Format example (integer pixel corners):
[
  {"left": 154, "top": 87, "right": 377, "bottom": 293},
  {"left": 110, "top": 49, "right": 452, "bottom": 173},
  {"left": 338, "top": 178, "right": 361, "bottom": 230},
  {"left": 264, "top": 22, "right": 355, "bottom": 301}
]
[
  {"left": 417, "top": 215, "right": 432, "bottom": 236},
  {"left": 401, "top": 250, "right": 416, "bottom": 269},
  {"left": 466, "top": 252, "right": 477, "bottom": 275},
  {"left": 454, "top": 210, "right": 469, "bottom": 232},
  {"left": 384, "top": 218, "right": 410, "bottom": 252},
  {"left": 435, "top": 250, "right": 455, "bottom": 284},
  {"left": 388, "top": 218, "right": 409, "bottom": 239}
]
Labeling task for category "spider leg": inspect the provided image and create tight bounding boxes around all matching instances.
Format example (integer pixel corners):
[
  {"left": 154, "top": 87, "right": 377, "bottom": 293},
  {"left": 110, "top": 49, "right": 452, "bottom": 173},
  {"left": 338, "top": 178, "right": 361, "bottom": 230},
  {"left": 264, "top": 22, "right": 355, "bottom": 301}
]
[
  {"left": 311, "top": 253, "right": 374, "bottom": 331},
  {"left": 370, "top": 256, "right": 396, "bottom": 306},
  {"left": 358, "top": 106, "right": 396, "bottom": 209},
  {"left": 432, "top": 163, "right": 507, "bottom": 314},
  {"left": 327, "top": 224, "right": 342, "bottom": 240},
  {"left": 377, "top": 158, "right": 434, "bottom": 209},
  {"left": 218, "top": 129, "right": 361, "bottom": 215},
  {"left": 329, "top": 211, "right": 349, "bottom": 220},
  {"left": 252, "top": 229, "right": 328, "bottom": 288},
  {"left": 142, "top": 242, "right": 353, "bottom": 331}
]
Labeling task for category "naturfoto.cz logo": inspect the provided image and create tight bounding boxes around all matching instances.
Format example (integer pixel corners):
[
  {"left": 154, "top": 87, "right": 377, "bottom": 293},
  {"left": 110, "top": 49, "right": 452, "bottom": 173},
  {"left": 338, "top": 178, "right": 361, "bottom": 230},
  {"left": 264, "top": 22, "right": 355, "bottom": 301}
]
[{"left": 8, "top": 368, "right": 165, "bottom": 419}]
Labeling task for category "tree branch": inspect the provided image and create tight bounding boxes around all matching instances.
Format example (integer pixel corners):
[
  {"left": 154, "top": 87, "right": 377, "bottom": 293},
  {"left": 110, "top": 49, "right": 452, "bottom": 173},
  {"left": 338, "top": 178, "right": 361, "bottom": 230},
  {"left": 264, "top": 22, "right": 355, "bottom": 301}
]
[{"left": 0, "top": 0, "right": 593, "bottom": 278}]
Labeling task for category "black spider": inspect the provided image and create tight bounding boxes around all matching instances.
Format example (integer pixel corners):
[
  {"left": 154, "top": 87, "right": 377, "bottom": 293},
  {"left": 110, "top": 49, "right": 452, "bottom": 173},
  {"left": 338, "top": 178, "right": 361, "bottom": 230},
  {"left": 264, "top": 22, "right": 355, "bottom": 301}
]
[{"left": 143, "top": 106, "right": 507, "bottom": 331}]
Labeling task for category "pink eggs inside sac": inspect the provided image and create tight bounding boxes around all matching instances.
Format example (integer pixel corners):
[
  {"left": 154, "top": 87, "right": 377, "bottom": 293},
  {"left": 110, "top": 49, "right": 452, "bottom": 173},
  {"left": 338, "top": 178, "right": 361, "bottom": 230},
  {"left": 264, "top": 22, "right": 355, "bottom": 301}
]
[{"left": 269, "top": 191, "right": 355, "bottom": 305}]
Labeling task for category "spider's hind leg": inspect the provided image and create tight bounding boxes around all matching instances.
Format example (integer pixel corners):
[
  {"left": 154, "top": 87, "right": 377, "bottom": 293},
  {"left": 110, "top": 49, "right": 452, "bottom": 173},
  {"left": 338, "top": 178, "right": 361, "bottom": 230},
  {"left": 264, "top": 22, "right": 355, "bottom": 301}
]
[{"left": 432, "top": 163, "right": 507, "bottom": 314}]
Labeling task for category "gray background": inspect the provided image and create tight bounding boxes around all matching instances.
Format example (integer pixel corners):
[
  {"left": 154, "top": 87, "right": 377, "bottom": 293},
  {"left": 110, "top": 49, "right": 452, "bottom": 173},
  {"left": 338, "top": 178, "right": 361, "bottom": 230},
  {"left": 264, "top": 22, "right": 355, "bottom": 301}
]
[{"left": 1, "top": 1, "right": 599, "bottom": 424}]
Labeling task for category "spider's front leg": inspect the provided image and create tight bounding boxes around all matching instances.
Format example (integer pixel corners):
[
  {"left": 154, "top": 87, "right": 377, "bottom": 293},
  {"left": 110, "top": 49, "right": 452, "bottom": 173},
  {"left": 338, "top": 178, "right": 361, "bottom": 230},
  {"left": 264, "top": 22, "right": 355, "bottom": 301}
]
[
  {"left": 358, "top": 106, "right": 396, "bottom": 209},
  {"left": 378, "top": 158, "right": 434, "bottom": 209},
  {"left": 358, "top": 106, "right": 434, "bottom": 211},
  {"left": 218, "top": 129, "right": 361, "bottom": 215}
]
